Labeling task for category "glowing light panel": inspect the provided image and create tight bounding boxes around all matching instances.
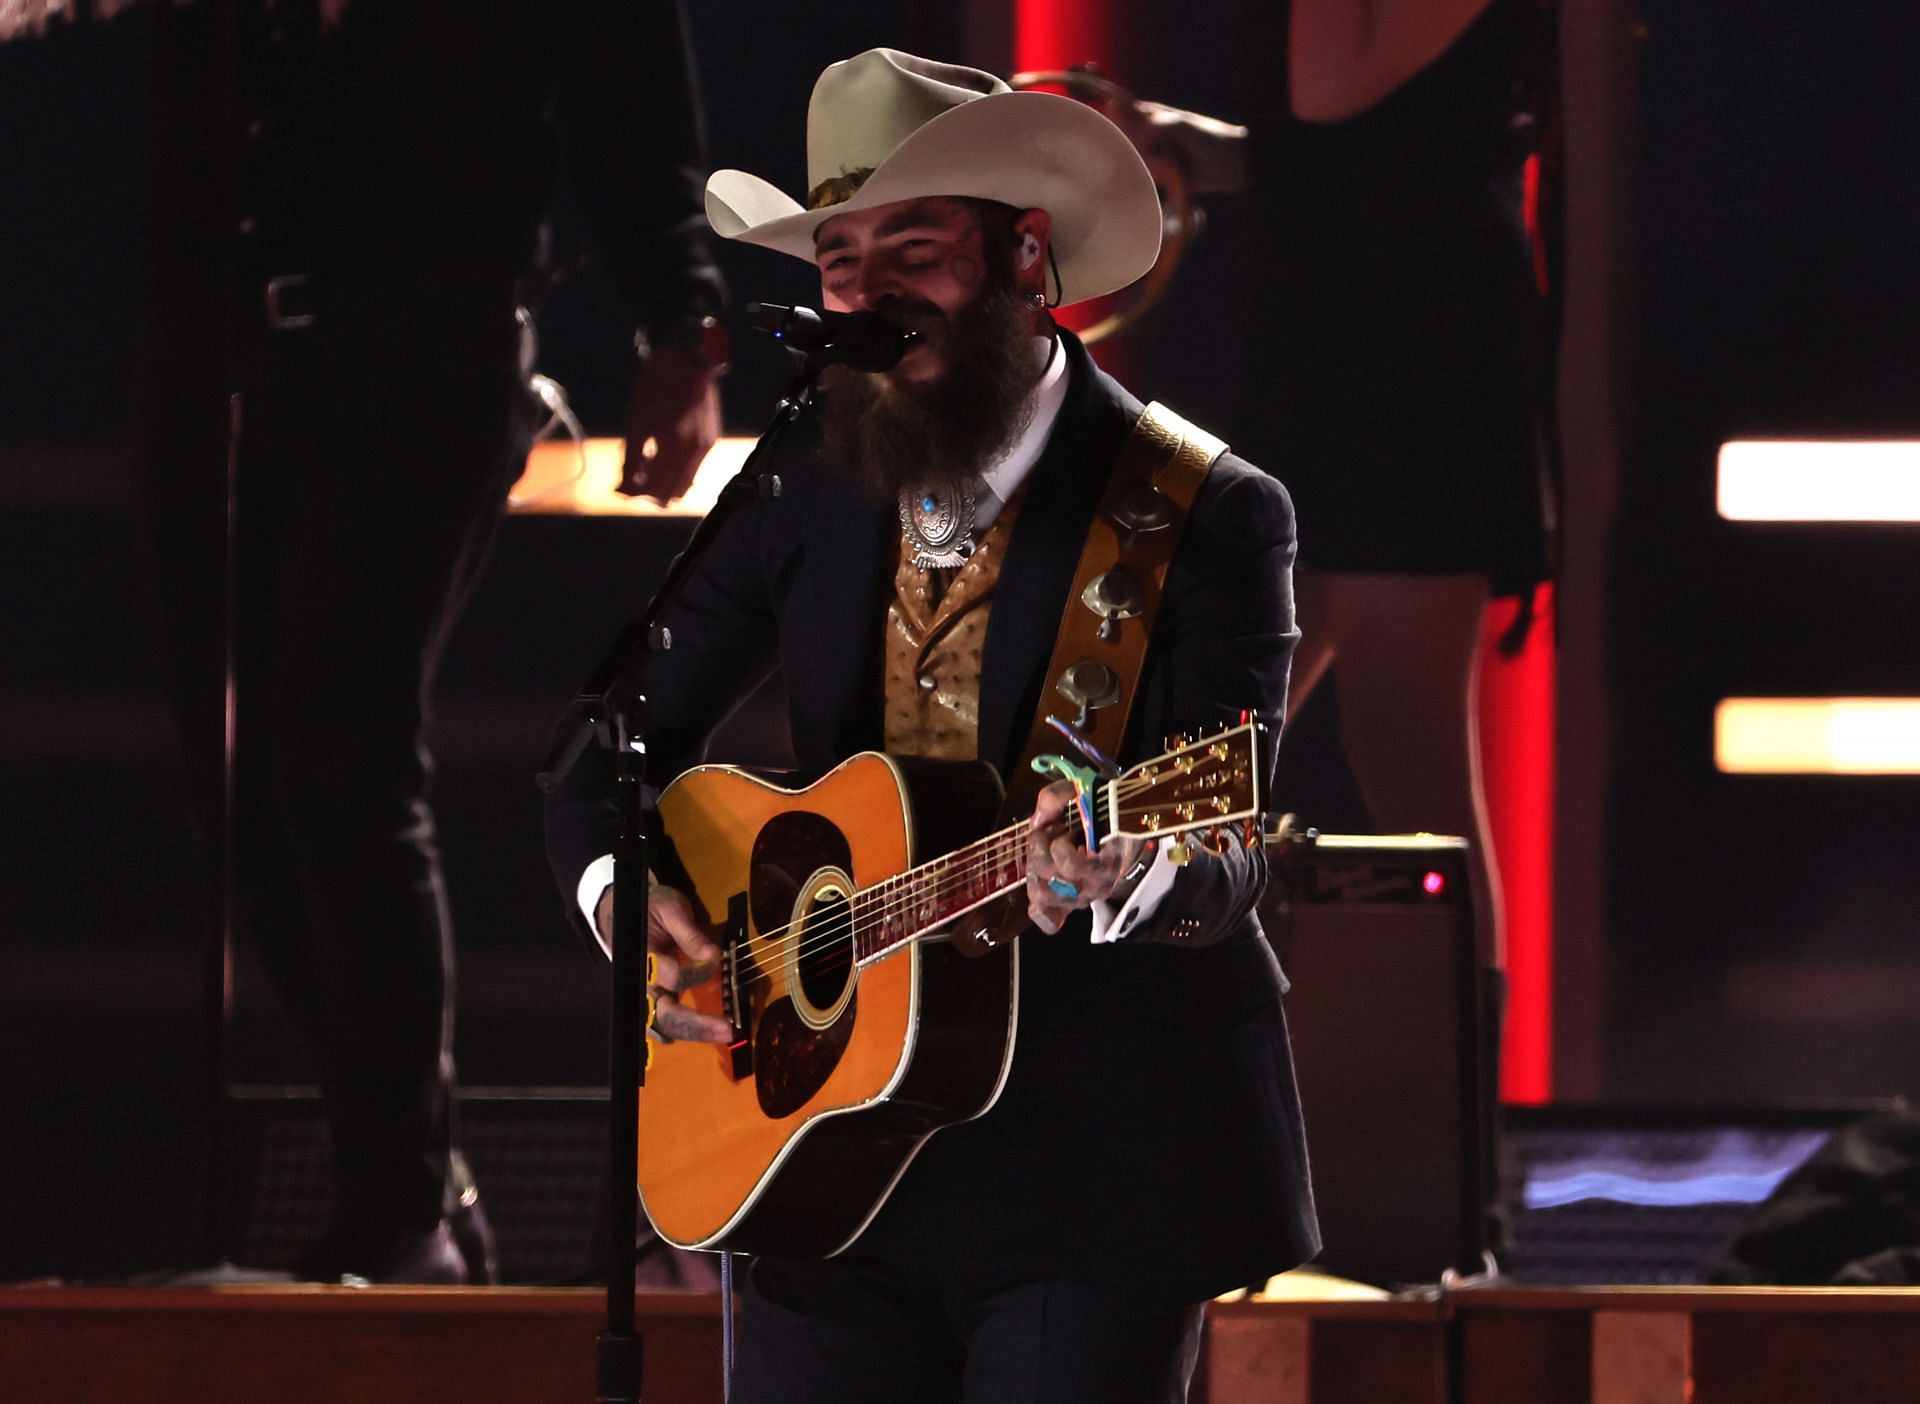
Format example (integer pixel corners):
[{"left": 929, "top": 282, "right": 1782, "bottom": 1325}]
[
  {"left": 1716, "top": 697, "right": 1920, "bottom": 774},
  {"left": 1718, "top": 440, "right": 1920, "bottom": 521},
  {"left": 1524, "top": 1168, "right": 1797, "bottom": 1210},
  {"left": 1521, "top": 1128, "right": 1832, "bottom": 1210}
]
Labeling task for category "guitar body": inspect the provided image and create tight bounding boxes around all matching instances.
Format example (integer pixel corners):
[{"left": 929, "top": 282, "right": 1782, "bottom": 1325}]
[{"left": 640, "top": 752, "right": 1015, "bottom": 1257}]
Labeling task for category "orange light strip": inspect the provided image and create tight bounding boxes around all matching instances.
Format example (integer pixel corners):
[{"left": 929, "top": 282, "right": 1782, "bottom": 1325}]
[
  {"left": 507, "top": 437, "right": 757, "bottom": 517},
  {"left": 1716, "top": 697, "right": 1920, "bottom": 774},
  {"left": 1718, "top": 440, "right": 1920, "bottom": 522}
]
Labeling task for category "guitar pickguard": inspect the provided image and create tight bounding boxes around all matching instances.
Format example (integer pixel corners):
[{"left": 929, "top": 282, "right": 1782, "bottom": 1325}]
[
  {"left": 747, "top": 810, "right": 853, "bottom": 933},
  {"left": 754, "top": 994, "right": 857, "bottom": 1118},
  {"left": 746, "top": 809, "right": 862, "bottom": 1118}
]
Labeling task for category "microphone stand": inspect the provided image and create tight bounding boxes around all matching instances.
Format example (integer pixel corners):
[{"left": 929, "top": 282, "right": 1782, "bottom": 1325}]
[{"left": 538, "top": 356, "right": 825, "bottom": 1404}]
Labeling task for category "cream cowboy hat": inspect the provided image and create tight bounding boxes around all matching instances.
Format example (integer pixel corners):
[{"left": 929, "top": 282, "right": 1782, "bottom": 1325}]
[{"left": 705, "top": 49, "right": 1163, "bottom": 306}]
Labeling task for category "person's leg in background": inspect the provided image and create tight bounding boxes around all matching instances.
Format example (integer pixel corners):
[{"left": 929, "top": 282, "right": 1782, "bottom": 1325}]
[
  {"left": 1289, "top": 568, "right": 1504, "bottom": 969},
  {"left": 241, "top": 334, "right": 530, "bottom": 1280}
]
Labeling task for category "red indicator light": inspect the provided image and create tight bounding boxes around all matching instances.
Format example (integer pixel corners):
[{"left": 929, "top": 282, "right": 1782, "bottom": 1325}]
[{"left": 1422, "top": 871, "right": 1446, "bottom": 897}]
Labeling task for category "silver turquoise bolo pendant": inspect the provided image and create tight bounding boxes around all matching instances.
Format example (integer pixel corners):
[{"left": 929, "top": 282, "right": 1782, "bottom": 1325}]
[{"left": 898, "top": 479, "right": 980, "bottom": 569}]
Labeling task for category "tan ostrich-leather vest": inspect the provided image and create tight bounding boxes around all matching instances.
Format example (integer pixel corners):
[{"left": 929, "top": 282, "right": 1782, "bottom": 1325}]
[{"left": 882, "top": 497, "right": 1023, "bottom": 761}]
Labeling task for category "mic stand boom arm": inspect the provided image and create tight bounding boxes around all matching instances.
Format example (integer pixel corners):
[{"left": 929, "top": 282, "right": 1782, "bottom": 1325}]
[
  {"left": 537, "top": 357, "right": 823, "bottom": 1404},
  {"left": 539, "top": 357, "right": 820, "bottom": 790}
]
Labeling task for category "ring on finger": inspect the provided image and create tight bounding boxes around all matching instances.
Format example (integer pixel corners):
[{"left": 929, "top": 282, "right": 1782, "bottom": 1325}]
[{"left": 1046, "top": 876, "right": 1080, "bottom": 901}]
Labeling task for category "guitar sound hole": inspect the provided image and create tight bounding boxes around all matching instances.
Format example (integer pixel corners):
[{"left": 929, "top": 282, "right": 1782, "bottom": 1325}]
[{"left": 796, "top": 889, "right": 855, "bottom": 1016}]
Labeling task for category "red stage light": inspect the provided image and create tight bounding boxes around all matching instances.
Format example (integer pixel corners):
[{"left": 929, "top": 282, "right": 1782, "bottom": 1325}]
[{"left": 1480, "top": 586, "right": 1556, "bottom": 1104}]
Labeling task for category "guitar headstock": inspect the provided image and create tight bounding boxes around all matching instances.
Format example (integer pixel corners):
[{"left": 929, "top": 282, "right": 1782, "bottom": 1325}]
[{"left": 1105, "top": 718, "right": 1265, "bottom": 844}]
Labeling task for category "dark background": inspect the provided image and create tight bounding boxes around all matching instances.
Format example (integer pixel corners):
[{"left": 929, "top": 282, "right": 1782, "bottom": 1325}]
[
  {"left": 3, "top": 0, "right": 1917, "bottom": 1281},
  {"left": 1604, "top": 0, "right": 1920, "bottom": 1101}
]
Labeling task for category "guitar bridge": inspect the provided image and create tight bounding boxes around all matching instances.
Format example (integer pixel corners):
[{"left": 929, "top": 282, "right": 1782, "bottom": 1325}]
[{"left": 722, "top": 891, "right": 754, "bottom": 1081}]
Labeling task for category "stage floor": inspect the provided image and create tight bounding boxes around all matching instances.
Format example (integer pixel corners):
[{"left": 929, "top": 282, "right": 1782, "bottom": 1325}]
[{"left": 4, "top": 1283, "right": 1919, "bottom": 1403}]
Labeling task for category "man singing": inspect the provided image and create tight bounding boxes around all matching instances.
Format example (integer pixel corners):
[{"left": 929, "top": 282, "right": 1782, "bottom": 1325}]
[{"left": 548, "top": 49, "right": 1316, "bottom": 1403}]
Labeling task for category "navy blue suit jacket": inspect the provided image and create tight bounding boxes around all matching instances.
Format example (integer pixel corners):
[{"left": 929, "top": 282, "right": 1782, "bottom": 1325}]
[{"left": 548, "top": 333, "right": 1319, "bottom": 1304}]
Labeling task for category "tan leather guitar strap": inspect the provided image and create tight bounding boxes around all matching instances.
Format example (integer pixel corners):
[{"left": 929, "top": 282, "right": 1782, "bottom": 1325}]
[{"left": 962, "top": 401, "right": 1227, "bottom": 952}]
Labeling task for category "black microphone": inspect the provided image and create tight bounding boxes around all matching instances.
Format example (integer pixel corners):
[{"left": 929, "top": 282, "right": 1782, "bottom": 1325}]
[{"left": 746, "top": 302, "right": 919, "bottom": 372}]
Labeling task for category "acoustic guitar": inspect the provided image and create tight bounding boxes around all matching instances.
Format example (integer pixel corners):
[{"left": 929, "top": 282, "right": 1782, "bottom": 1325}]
[{"left": 639, "top": 719, "right": 1265, "bottom": 1257}]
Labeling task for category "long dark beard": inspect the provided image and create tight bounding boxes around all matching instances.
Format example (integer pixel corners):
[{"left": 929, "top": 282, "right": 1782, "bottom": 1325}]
[{"left": 816, "top": 281, "right": 1043, "bottom": 500}]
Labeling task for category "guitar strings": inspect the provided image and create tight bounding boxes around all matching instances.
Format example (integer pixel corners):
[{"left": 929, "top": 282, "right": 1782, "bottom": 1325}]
[
  {"left": 768, "top": 829, "right": 1035, "bottom": 975},
  {"left": 679, "top": 731, "right": 1257, "bottom": 974},
  {"left": 758, "top": 795, "right": 1253, "bottom": 974},
  {"left": 709, "top": 746, "right": 1253, "bottom": 970},
  {"left": 742, "top": 772, "right": 1233, "bottom": 961},
  {"left": 756, "top": 783, "right": 1255, "bottom": 972},
  {"left": 673, "top": 741, "right": 1262, "bottom": 997},
  {"left": 763, "top": 821, "right": 1027, "bottom": 969},
  {"left": 740, "top": 761, "right": 1252, "bottom": 955}
]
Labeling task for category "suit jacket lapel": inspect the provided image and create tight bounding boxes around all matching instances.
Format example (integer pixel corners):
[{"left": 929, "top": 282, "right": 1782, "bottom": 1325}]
[
  {"left": 804, "top": 472, "right": 894, "bottom": 766},
  {"left": 978, "top": 335, "right": 1137, "bottom": 779}
]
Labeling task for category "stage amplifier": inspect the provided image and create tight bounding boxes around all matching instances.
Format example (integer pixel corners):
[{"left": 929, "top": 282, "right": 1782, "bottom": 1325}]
[
  {"left": 223, "top": 1086, "right": 610, "bottom": 1285},
  {"left": 1260, "top": 828, "right": 1497, "bottom": 1288}
]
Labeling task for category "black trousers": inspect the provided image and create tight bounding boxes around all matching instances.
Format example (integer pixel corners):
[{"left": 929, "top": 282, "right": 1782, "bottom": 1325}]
[
  {"left": 731, "top": 1163, "right": 1208, "bottom": 1404},
  {"left": 736, "top": 1257, "right": 1205, "bottom": 1404},
  {"left": 143, "top": 292, "right": 531, "bottom": 1247}
]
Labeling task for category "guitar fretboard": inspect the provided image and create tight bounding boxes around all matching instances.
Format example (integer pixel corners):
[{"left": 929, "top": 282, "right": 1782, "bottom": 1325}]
[{"left": 850, "top": 821, "right": 1028, "bottom": 963}]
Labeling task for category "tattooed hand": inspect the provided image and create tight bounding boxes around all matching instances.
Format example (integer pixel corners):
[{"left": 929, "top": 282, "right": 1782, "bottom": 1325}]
[
  {"left": 1025, "top": 780, "right": 1148, "bottom": 934},
  {"left": 595, "top": 880, "right": 733, "bottom": 1045}
]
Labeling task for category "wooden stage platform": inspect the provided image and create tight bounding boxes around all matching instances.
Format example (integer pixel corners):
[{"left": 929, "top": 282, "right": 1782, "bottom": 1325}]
[{"left": 4, "top": 1283, "right": 1919, "bottom": 1403}]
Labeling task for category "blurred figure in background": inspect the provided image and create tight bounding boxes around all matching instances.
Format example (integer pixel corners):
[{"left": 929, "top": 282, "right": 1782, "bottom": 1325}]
[
  {"left": 139, "top": 0, "right": 726, "bottom": 1283},
  {"left": 1238, "top": 0, "right": 1557, "bottom": 973}
]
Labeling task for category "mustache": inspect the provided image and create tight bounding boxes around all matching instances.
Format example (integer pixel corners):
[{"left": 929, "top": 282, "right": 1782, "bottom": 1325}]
[
  {"left": 869, "top": 301, "right": 949, "bottom": 347},
  {"left": 816, "top": 277, "right": 1040, "bottom": 499}
]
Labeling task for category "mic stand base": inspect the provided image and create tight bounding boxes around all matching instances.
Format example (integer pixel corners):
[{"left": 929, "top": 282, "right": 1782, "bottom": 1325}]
[{"left": 597, "top": 1329, "right": 645, "bottom": 1404}]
